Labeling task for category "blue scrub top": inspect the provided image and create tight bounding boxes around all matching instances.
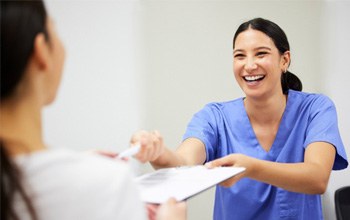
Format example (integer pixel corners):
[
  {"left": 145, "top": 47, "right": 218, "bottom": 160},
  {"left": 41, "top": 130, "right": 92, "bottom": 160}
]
[{"left": 183, "top": 90, "right": 348, "bottom": 220}]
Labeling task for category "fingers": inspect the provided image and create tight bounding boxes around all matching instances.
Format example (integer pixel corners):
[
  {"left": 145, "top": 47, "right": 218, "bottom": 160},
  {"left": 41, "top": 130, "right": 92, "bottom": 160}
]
[
  {"left": 164, "top": 197, "right": 177, "bottom": 205},
  {"left": 146, "top": 203, "right": 160, "bottom": 220},
  {"left": 156, "top": 198, "right": 187, "bottom": 220},
  {"left": 205, "top": 154, "right": 248, "bottom": 188},
  {"left": 130, "top": 130, "right": 164, "bottom": 163},
  {"left": 149, "top": 130, "right": 164, "bottom": 161},
  {"left": 130, "top": 130, "right": 148, "bottom": 146},
  {"left": 205, "top": 154, "right": 236, "bottom": 168},
  {"left": 219, "top": 172, "right": 245, "bottom": 187}
]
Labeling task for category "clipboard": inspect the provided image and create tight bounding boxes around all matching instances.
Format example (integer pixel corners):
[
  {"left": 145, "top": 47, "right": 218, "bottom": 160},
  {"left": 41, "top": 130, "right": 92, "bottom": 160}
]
[{"left": 135, "top": 165, "right": 245, "bottom": 204}]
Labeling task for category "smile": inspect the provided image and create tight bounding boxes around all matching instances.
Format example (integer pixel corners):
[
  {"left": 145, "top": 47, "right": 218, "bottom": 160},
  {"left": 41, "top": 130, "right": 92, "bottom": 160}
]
[{"left": 243, "top": 75, "right": 265, "bottom": 82}]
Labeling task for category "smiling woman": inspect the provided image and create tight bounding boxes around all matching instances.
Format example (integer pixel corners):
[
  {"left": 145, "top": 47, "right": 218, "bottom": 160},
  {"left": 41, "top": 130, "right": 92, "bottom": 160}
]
[
  {"left": 129, "top": 17, "right": 348, "bottom": 220},
  {"left": 232, "top": 18, "right": 301, "bottom": 99}
]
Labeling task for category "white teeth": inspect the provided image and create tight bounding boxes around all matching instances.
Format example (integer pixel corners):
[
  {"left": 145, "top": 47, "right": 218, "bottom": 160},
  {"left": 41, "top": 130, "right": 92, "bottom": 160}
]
[{"left": 244, "top": 75, "right": 264, "bottom": 81}]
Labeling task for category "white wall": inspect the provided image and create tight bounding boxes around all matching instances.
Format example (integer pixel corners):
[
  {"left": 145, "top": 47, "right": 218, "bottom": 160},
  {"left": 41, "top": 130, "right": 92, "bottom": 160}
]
[
  {"left": 320, "top": 1, "right": 350, "bottom": 220},
  {"left": 43, "top": 0, "right": 349, "bottom": 219},
  {"left": 44, "top": 0, "right": 142, "bottom": 153}
]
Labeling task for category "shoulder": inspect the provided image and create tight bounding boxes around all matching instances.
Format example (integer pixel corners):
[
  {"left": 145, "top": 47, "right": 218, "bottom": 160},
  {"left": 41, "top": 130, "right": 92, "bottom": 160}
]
[
  {"left": 288, "top": 90, "right": 335, "bottom": 111},
  {"left": 192, "top": 98, "right": 244, "bottom": 123},
  {"left": 205, "top": 97, "right": 243, "bottom": 108},
  {"left": 15, "top": 149, "right": 144, "bottom": 219},
  {"left": 203, "top": 98, "right": 244, "bottom": 113},
  {"left": 16, "top": 149, "right": 131, "bottom": 182}
]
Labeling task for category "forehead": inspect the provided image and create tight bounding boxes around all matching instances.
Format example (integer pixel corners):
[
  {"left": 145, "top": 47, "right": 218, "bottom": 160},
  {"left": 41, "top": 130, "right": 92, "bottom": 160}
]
[{"left": 234, "top": 28, "right": 276, "bottom": 50}]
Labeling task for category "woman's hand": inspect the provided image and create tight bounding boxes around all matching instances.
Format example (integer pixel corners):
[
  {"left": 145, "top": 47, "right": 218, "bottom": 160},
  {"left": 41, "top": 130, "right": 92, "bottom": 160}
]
[
  {"left": 146, "top": 203, "right": 159, "bottom": 220},
  {"left": 156, "top": 198, "right": 187, "bottom": 220},
  {"left": 146, "top": 198, "right": 187, "bottom": 220},
  {"left": 205, "top": 153, "right": 256, "bottom": 187},
  {"left": 130, "top": 130, "right": 165, "bottom": 163}
]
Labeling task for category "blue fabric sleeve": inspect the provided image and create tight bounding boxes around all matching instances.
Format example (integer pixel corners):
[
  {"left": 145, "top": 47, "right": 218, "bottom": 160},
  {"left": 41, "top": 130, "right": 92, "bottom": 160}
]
[
  {"left": 304, "top": 95, "right": 348, "bottom": 170},
  {"left": 182, "top": 104, "right": 219, "bottom": 162}
]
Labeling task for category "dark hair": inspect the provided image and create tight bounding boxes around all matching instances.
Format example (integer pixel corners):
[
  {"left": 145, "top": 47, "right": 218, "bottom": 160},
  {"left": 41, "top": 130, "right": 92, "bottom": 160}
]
[
  {"left": 1, "top": 144, "right": 38, "bottom": 220},
  {"left": 1, "top": 0, "right": 49, "bottom": 99},
  {"left": 1, "top": 1, "right": 48, "bottom": 219},
  {"left": 233, "top": 18, "right": 302, "bottom": 94}
]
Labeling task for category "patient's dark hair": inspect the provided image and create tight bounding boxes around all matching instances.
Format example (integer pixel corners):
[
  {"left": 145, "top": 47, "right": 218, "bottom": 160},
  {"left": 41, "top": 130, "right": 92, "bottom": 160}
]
[
  {"left": 233, "top": 18, "right": 302, "bottom": 94},
  {"left": 1, "top": 1, "right": 48, "bottom": 219}
]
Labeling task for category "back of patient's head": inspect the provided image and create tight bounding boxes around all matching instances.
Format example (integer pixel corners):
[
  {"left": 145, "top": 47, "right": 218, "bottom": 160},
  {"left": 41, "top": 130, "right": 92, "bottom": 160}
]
[{"left": 1, "top": 0, "right": 48, "bottom": 99}]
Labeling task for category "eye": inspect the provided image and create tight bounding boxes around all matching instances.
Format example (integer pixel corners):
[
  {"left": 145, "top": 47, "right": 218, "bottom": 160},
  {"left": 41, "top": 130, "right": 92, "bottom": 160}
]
[
  {"left": 234, "top": 53, "right": 245, "bottom": 60},
  {"left": 256, "top": 51, "right": 268, "bottom": 57}
]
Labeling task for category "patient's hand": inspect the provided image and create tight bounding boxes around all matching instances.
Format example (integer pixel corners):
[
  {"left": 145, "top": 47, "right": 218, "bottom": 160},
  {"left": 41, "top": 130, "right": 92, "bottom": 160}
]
[{"left": 156, "top": 198, "right": 187, "bottom": 220}]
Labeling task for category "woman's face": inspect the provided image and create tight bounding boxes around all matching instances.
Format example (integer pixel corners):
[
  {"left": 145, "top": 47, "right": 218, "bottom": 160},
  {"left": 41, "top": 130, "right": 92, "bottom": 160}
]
[
  {"left": 233, "top": 28, "right": 289, "bottom": 100},
  {"left": 44, "top": 18, "right": 65, "bottom": 105}
]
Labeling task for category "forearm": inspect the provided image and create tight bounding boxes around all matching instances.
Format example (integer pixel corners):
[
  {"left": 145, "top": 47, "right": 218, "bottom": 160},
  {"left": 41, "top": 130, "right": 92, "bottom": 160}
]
[
  {"left": 150, "top": 147, "right": 187, "bottom": 169},
  {"left": 151, "top": 138, "right": 206, "bottom": 169},
  {"left": 250, "top": 159, "right": 330, "bottom": 194},
  {"left": 251, "top": 143, "right": 336, "bottom": 194},
  {"left": 208, "top": 142, "right": 335, "bottom": 194}
]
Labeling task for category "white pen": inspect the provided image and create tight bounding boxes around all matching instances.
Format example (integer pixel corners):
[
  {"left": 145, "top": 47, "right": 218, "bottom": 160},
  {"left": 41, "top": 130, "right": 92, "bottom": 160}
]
[{"left": 117, "top": 144, "right": 141, "bottom": 159}]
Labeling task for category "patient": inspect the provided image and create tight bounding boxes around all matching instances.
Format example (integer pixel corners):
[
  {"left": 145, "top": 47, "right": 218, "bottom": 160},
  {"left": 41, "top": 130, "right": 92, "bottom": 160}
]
[{"left": 0, "top": 1, "right": 186, "bottom": 220}]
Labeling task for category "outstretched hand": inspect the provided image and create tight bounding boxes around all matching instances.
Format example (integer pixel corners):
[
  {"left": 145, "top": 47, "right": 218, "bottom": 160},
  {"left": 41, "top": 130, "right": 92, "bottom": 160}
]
[
  {"left": 205, "top": 153, "right": 255, "bottom": 187},
  {"left": 130, "top": 130, "right": 165, "bottom": 163}
]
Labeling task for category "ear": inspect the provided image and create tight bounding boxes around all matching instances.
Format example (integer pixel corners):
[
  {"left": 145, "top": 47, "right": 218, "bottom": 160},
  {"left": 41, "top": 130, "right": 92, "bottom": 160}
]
[
  {"left": 281, "top": 51, "right": 291, "bottom": 71},
  {"left": 32, "top": 33, "right": 51, "bottom": 72}
]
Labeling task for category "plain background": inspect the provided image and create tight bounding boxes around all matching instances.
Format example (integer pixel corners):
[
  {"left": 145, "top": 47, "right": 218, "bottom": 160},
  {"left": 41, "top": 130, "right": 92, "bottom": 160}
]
[{"left": 44, "top": 0, "right": 350, "bottom": 219}]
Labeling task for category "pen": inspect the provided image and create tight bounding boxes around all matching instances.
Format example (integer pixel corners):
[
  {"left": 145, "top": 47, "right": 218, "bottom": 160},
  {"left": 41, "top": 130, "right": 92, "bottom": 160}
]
[{"left": 117, "top": 144, "right": 141, "bottom": 159}]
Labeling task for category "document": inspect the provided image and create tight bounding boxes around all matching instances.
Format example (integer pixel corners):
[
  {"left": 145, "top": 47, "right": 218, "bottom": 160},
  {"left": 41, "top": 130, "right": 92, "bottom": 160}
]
[{"left": 135, "top": 165, "right": 245, "bottom": 204}]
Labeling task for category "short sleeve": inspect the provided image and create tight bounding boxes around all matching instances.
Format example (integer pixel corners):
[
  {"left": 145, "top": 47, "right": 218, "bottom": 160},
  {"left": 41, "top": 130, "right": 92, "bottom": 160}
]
[
  {"left": 182, "top": 103, "right": 220, "bottom": 162},
  {"left": 304, "top": 95, "right": 348, "bottom": 170}
]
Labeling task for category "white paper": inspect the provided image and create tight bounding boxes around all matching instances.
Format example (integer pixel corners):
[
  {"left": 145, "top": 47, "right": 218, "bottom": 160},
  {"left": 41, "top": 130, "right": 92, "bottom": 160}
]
[{"left": 135, "top": 165, "right": 245, "bottom": 204}]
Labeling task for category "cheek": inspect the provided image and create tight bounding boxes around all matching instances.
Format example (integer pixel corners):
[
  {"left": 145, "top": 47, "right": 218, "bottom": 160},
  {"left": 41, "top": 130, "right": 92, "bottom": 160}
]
[
  {"left": 52, "top": 39, "right": 65, "bottom": 90},
  {"left": 53, "top": 39, "right": 65, "bottom": 82},
  {"left": 233, "top": 61, "right": 242, "bottom": 75},
  {"left": 56, "top": 38, "right": 66, "bottom": 66},
  {"left": 259, "top": 57, "right": 278, "bottom": 70},
  {"left": 256, "top": 57, "right": 270, "bottom": 67}
]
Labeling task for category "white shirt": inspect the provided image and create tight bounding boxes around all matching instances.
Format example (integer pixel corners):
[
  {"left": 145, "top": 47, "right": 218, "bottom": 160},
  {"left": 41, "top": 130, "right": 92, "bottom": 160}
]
[{"left": 14, "top": 149, "right": 147, "bottom": 220}]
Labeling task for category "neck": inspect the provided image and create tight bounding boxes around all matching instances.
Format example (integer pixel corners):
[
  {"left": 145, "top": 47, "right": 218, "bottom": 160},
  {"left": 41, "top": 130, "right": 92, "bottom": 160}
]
[
  {"left": 0, "top": 96, "right": 46, "bottom": 156},
  {"left": 244, "top": 92, "right": 287, "bottom": 125}
]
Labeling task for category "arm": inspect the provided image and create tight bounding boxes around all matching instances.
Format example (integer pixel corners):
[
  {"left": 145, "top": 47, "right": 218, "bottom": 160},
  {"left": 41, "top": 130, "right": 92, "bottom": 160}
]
[
  {"left": 130, "top": 130, "right": 206, "bottom": 169},
  {"left": 207, "top": 141, "right": 336, "bottom": 194}
]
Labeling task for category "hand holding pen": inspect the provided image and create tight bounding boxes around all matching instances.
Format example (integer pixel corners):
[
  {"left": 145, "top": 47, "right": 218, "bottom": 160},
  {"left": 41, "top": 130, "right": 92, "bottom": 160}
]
[
  {"left": 117, "top": 143, "right": 141, "bottom": 159},
  {"left": 130, "top": 130, "right": 165, "bottom": 163}
]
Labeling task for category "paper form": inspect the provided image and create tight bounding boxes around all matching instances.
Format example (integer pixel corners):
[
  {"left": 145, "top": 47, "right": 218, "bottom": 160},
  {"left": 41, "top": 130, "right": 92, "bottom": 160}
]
[{"left": 135, "top": 165, "right": 245, "bottom": 204}]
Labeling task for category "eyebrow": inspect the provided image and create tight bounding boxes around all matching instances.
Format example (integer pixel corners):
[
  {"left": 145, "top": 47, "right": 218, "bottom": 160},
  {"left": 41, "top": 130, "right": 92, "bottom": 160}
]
[{"left": 233, "top": 46, "right": 272, "bottom": 54}]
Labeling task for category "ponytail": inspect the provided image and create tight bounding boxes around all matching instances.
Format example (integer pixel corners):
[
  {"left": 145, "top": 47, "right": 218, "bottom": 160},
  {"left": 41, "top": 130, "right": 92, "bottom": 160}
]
[
  {"left": 1, "top": 142, "right": 38, "bottom": 220},
  {"left": 281, "top": 71, "right": 303, "bottom": 94}
]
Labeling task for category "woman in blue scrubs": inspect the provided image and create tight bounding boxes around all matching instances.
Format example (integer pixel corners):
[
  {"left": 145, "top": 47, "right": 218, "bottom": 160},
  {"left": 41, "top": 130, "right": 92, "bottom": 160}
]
[{"left": 131, "top": 18, "right": 348, "bottom": 220}]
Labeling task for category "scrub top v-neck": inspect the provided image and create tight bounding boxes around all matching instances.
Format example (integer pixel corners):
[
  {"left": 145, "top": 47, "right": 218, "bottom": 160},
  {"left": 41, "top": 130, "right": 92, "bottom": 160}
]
[{"left": 239, "top": 96, "right": 290, "bottom": 160}]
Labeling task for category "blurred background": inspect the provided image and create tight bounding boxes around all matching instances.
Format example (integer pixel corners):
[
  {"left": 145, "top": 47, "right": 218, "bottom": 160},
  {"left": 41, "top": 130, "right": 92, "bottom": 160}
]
[{"left": 44, "top": 0, "right": 350, "bottom": 219}]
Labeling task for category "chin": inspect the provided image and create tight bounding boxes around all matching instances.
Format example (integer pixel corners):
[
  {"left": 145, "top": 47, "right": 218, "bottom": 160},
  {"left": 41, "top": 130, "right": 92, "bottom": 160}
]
[{"left": 243, "top": 89, "right": 266, "bottom": 100}]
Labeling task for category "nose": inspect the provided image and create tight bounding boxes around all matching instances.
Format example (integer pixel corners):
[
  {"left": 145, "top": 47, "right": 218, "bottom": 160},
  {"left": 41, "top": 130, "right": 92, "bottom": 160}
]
[{"left": 244, "top": 57, "right": 257, "bottom": 72}]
